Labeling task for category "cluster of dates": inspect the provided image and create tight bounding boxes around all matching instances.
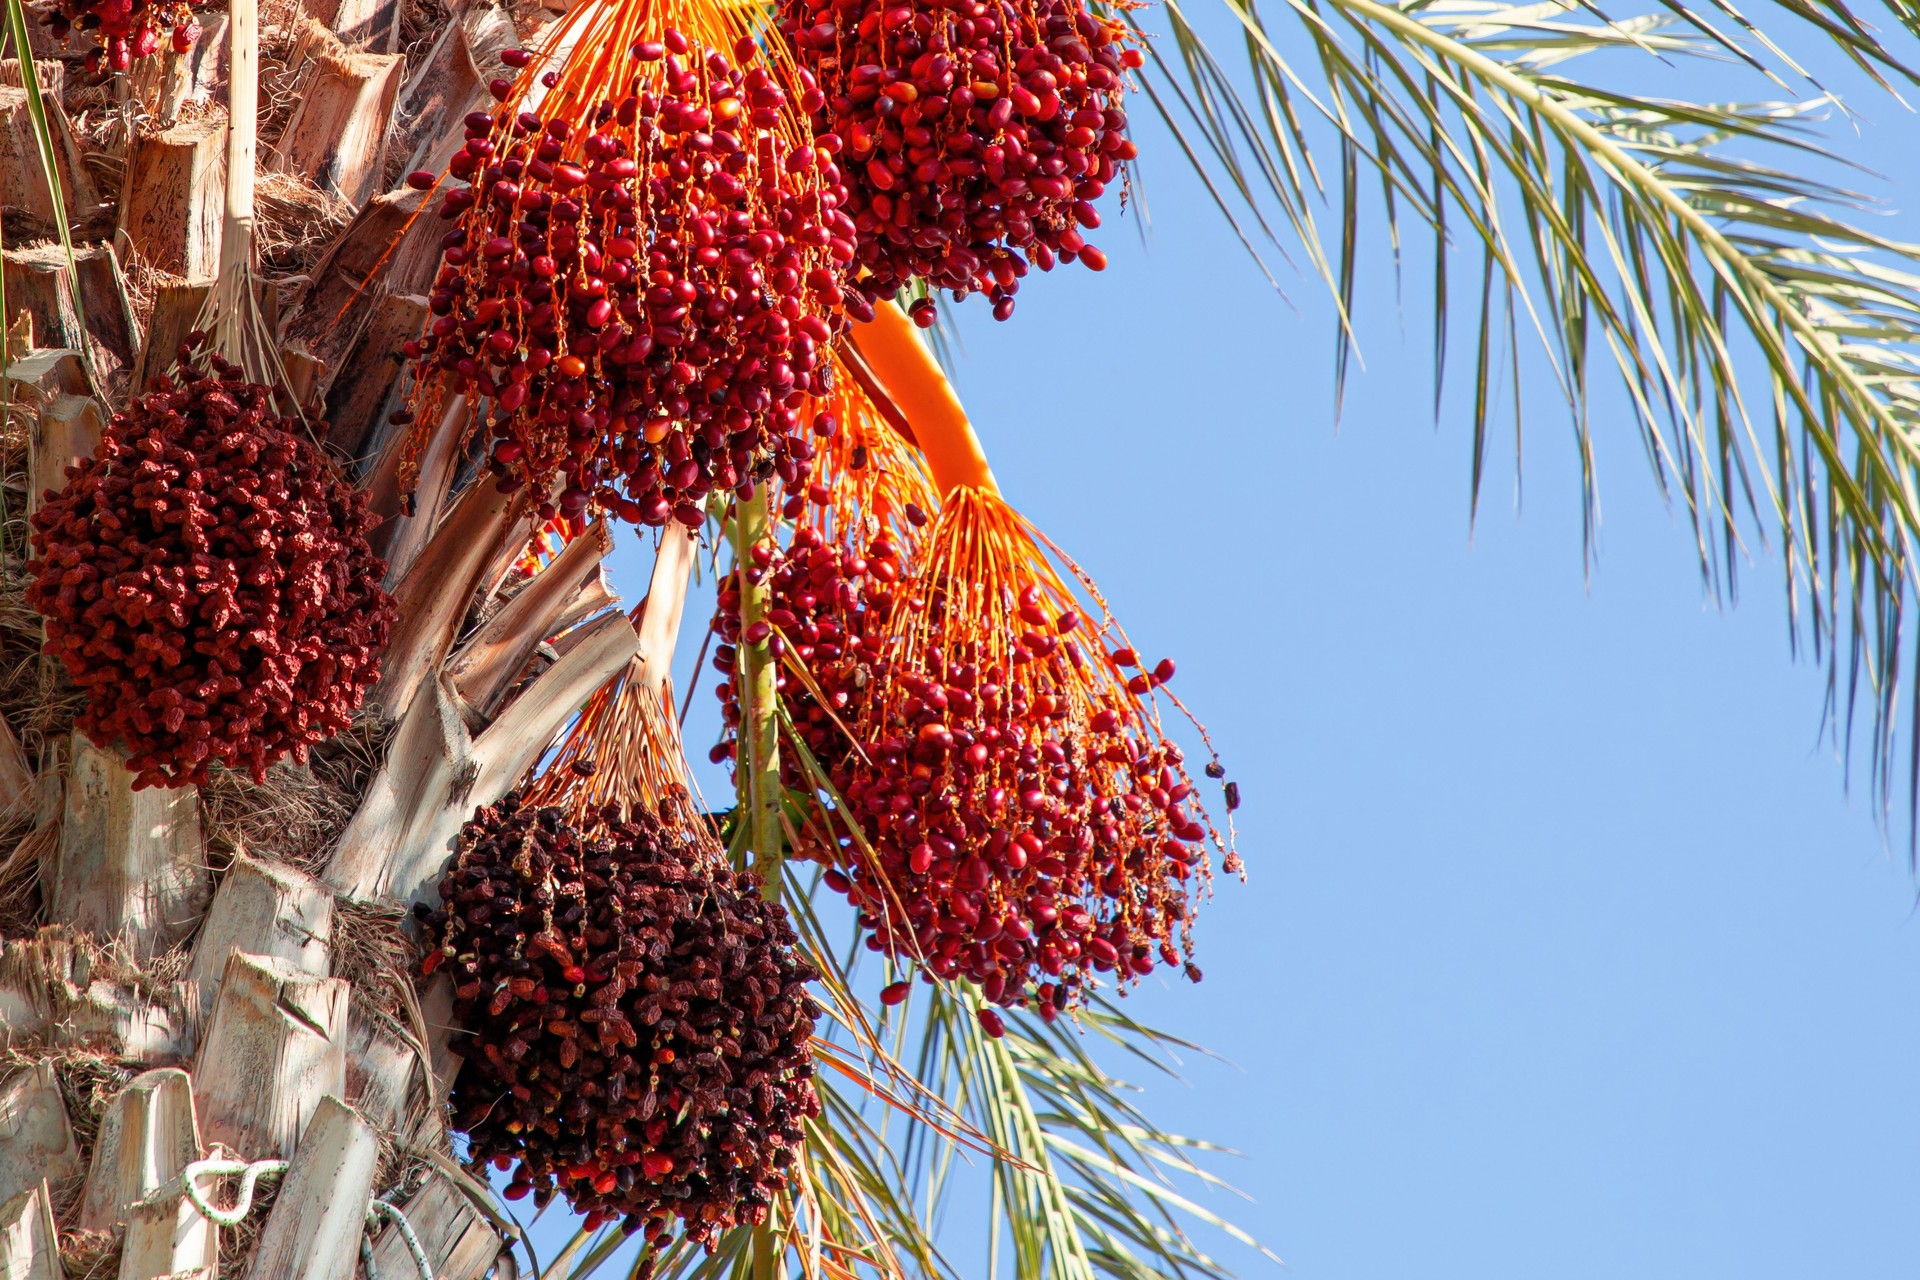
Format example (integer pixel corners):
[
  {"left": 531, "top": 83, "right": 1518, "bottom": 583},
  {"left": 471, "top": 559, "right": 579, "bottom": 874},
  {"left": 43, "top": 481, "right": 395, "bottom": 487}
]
[
  {"left": 783, "top": 0, "right": 1140, "bottom": 318},
  {"left": 42, "top": 0, "right": 198, "bottom": 73},
  {"left": 27, "top": 352, "right": 393, "bottom": 789},
  {"left": 712, "top": 502, "right": 1218, "bottom": 1025},
  {"left": 423, "top": 788, "right": 822, "bottom": 1246},
  {"left": 707, "top": 523, "right": 907, "bottom": 782},
  {"left": 408, "top": 0, "right": 1143, "bottom": 524},
  {"left": 834, "top": 583, "right": 1212, "bottom": 1025},
  {"left": 409, "top": 33, "right": 855, "bottom": 527}
]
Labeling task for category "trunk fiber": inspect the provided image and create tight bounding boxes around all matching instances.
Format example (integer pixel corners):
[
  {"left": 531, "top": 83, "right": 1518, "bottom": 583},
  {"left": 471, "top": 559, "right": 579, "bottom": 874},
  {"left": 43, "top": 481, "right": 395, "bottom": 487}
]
[{"left": 0, "top": 2, "right": 648, "bottom": 1275}]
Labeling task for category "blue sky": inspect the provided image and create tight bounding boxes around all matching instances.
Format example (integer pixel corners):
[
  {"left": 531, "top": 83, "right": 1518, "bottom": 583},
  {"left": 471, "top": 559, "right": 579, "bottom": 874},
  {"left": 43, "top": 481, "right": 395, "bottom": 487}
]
[{"left": 572, "top": 10, "right": 1920, "bottom": 1278}]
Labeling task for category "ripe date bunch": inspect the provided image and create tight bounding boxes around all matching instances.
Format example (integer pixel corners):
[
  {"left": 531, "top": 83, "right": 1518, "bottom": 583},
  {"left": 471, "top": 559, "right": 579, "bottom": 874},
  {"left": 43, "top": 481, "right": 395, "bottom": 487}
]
[
  {"left": 43, "top": 0, "right": 198, "bottom": 73},
  {"left": 706, "top": 523, "right": 907, "bottom": 785},
  {"left": 407, "top": 33, "right": 857, "bottom": 529},
  {"left": 836, "top": 619, "right": 1212, "bottom": 1023},
  {"left": 783, "top": 0, "right": 1140, "bottom": 319},
  {"left": 27, "top": 354, "right": 394, "bottom": 789},
  {"left": 807, "top": 490, "right": 1223, "bottom": 1026},
  {"left": 423, "top": 790, "right": 822, "bottom": 1246}
]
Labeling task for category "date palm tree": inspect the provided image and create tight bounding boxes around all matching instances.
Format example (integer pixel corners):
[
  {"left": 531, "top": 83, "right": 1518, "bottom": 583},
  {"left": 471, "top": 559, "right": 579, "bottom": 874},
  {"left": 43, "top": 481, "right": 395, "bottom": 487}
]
[{"left": 0, "top": 0, "right": 1918, "bottom": 1275}]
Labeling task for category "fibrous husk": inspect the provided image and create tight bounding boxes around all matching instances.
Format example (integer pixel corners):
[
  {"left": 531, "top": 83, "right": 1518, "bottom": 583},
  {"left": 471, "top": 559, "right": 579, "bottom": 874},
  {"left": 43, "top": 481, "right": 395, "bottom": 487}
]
[
  {"left": 198, "top": 759, "right": 361, "bottom": 875},
  {"left": 254, "top": 171, "right": 356, "bottom": 277}
]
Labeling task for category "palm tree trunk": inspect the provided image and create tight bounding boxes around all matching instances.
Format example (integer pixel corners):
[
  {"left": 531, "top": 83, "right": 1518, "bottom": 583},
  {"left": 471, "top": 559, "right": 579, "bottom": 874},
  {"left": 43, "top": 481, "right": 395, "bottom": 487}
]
[{"left": 0, "top": 4, "right": 640, "bottom": 1277}]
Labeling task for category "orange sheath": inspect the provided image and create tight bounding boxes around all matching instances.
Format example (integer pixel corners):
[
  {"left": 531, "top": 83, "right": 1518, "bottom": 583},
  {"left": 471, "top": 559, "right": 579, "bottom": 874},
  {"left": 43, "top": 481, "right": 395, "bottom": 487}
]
[{"left": 850, "top": 302, "right": 998, "bottom": 497}]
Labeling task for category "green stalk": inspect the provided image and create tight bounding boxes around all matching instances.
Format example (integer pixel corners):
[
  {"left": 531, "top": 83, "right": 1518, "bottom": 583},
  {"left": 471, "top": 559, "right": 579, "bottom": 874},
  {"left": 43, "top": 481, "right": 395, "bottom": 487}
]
[
  {"left": 732, "top": 485, "right": 786, "bottom": 1280},
  {"left": 2, "top": 0, "right": 92, "bottom": 382},
  {"left": 751, "top": 1222, "right": 780, "bottom": 1280},
  {"left": 730, "top": 488, "right": 783, "bottom": 898}
]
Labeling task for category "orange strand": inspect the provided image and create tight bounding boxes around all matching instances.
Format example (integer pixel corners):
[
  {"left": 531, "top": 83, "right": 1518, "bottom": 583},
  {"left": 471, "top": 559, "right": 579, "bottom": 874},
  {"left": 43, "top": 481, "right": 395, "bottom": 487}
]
[
  {"left": 708, "top": 357, "right": 931, "bottom": 792},
  {"left": 791, "top": 351, "right": 939, "bottom": 542},
  {"left": 829, "top": 480, "right": 1224, "bottom": 1016},
  {"left": 777, "top": 334, "right": 1236, "bottom": 1017},
  {"left": 525, "top": 603, "right": 721, "bottom": 857}
]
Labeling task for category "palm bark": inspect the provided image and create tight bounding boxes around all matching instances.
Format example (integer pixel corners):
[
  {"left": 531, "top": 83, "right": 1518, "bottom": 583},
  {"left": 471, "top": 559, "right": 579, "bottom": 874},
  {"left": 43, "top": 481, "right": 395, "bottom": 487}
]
[{"left": 0, "top": 3, "right": 636, "bottom": 1276}]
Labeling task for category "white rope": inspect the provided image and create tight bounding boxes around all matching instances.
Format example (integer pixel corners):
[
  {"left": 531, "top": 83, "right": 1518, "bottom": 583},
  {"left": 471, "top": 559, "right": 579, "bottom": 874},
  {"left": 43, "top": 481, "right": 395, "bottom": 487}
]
[
  {"left": 179, "top": 1158, "right": 291, "bottom": 1227},
  {"left": 178, "top": 1151, "right": 433, "bottom": 1280},
  {"left": 366, "top": 1197, "right": 435, "bottom": 1280},
  {"left": 179, "top": 1156, "right": 433, "bottom": 1280}
]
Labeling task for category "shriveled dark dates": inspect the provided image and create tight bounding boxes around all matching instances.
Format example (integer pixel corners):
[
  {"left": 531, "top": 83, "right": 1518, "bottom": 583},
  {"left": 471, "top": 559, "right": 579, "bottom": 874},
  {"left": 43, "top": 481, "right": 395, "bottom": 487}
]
[{"left": 423, "top": 792, "right": 821, "bottom": 1247}]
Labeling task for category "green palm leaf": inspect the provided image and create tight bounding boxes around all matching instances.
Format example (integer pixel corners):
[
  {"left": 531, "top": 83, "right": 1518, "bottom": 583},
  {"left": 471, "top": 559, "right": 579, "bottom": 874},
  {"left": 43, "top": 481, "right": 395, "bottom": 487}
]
[{"left": 1124, "top": 0, "right": 1920, "bottom": 829}]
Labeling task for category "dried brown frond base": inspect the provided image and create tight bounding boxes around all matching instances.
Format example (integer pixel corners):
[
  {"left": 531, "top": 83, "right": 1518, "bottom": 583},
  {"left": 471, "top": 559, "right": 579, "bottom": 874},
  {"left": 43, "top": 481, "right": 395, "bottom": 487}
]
[
  {"left": 59, "top": 1226, "right": 120, "bottom": 1280},
  {"left": 199, "top": 757, "right": 359, "bottom": 875},
  {"left": 511, "top": 0, "right": 568, "bottom": 41},
  {"left": 60, "top": 72, "right": 117, "bottom": 118},
  {"left": 0, "top": 58, "right": 113, "bottom": 240},
  {"left": 0, "top": 384, "right": 31, "bottom": 447},
  {"left": 258, "top": 0, "right": 319, "bottom": 148},
  {"left": 117, "top": 246, "right": 190, "bottom": 350},
  {"left": 73, "top": 933, "right": 192, "bottom": 1008},
  {"left": 338, "top": 895, "right": 440, "bottom": 1186},
  {"left": 334, "top": 895, "right": 418, "bottom": 1016},
  {"left": 0, "top": 942, "right": 194, "bottom": 1260},
  {"left": 0, "top": 1043, "right": 139, "bottom": 1182},
  {"left": 77, "top": 150, "right": 122, "bottom": 206},
  {"left": 0, "top": 208, "right": 88, "bottom": 247},
  {"left": 41, "top": 1047, "right": 139, "bottom": 1151},
  {"left": 398, "top": 0, "right": 452, "bottom": 74},
  {"left": 0, "top": 817, "right": 52, "bottom": 938},
  {"left": 0, "top": 933, "right": 194, "bottom": 1069},
  {"left": 378, "top": 0, "right": 455, "bottom": 193},
  {"left": 0, "top": 635, "right": 81, "bottom": 767},
  {"left": 256, "top": 170, "right": 354, "bottom": 277},
  {"left": 0, "top": 425, "right": 77, "bottom": 769},
  {"left": 308, "top": 710, "right": 396, "bottom": 820},
  {"left": 69, "top": 111, "right": 130, "bottom": 209},
  {"left": 0, "top": 404, "right": 60, "bottom": 937},
  {"left": 0, "top": 530, "right": 37, "bottom": 605}
]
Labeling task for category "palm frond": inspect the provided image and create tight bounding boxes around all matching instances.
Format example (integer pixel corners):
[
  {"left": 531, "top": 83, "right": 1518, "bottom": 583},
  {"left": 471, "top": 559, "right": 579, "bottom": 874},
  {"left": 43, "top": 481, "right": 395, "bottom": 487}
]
[
  {"left": 905, "top": 985, "right": 1272, "bottom": 1280},
  {"left": 1126, "top": 0, "right": 1920, "bottom": 832}
]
